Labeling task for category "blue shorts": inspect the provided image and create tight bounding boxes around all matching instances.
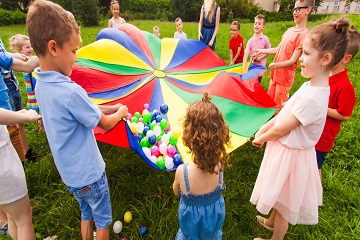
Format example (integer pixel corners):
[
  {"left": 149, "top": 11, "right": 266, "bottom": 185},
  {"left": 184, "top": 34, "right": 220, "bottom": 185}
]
[
  {"left": 316, "top": 150, "right": 328, "bottom": 169},
  {"left": 66, "top": 172, "right": 112, "bottom": 229},
  {"left": 4, "top": 76, "right": 23, "bottom": 111}
]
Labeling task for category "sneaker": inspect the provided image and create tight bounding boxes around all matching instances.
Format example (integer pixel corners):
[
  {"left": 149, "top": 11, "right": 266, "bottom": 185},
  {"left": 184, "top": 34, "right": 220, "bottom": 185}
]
[
  {"left": 26, "top": 148, "right": 38, "bottom": 162},
  {"left": 0, "top": 223, "right": 8, "bottom": 236}
]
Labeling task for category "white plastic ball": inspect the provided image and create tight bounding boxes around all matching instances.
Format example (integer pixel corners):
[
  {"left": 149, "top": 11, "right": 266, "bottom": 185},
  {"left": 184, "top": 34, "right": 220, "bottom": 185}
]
[{"left": 113, "top": 220, "right": 122, "bottom": 234}]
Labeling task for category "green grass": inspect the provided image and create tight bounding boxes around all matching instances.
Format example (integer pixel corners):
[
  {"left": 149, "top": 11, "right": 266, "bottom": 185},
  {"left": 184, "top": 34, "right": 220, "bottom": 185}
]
[{"left": 0, "top": 15, "right": 359, "bottom": 239}]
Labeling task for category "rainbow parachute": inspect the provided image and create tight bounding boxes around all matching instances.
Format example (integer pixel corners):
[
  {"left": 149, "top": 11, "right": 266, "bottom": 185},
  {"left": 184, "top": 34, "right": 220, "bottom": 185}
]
[{"left": 70, "top": 23, "right": 276, "bottom": 170}]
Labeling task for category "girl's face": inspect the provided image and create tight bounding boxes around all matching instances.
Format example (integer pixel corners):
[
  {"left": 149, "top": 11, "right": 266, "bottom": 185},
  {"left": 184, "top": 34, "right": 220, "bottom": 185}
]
[
  {"left": 20, "top": 40, "right": 33, "bottom": 57},
  {"left": 299, "top": 36, "right": 323, "bottom": 79},
  {"left": 111, "top": 4, "right": 120, "bottom": 17}
]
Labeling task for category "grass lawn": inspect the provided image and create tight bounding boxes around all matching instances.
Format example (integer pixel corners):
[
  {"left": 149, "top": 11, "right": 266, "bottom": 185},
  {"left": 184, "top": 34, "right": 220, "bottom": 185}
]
[{"left": 0, "top": 15, "right": 359, "bottom": 239}]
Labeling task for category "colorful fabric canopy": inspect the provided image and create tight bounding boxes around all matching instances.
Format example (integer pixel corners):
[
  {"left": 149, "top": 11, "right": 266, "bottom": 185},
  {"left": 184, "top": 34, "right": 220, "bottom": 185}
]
[{"left": 70, "top": 23, "right": 276, "bottom": 170}]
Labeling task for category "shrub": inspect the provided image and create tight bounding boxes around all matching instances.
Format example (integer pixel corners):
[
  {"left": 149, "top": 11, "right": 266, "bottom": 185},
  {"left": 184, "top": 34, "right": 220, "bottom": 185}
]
[{"left": 0, "top": 9, "right": 26, "bottom": 26}]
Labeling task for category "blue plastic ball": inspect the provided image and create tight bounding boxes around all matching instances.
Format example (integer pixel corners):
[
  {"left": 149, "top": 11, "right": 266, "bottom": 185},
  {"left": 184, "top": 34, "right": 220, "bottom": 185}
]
[
  {"left": 155, "top": 115, "right": 162, "bottom": 123},
  {"left": 136, "top": 134, "right": 143, "bottom": 142},
  {"left": 160, "top": 103, "right": 169, "bottom": 114},
  {"left": 152, "top": 109, "right": 159, "bottom": 116},
  {"left": 139, "top": 225, "right": 148, "bottom": 237},
  {"left": 173, "top": 153, "right": 183, "bottom": 166},
  {"left": 148, "top": 134, "right": 157, "bottom": 145},
  {"left": 143, "top": 125, "right": 150, "bottom": 136}
]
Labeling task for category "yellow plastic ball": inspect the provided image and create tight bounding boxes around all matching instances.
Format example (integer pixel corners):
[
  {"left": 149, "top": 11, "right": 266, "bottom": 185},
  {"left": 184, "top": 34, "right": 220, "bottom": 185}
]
[{"left": 124, "top": 211, "right": 132, "bottom": 223}]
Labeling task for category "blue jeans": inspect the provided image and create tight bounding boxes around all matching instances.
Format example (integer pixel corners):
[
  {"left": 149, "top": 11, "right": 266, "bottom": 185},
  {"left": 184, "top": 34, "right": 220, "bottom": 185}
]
[
  {"left": 4, "top": 75, "right": 22, "bottom": 111},
  {"left": 316, "top": 150, "right": 328, "bottom": 169},
  {"left": 66, "top": 172, "right": 112, "bottom": 229}
]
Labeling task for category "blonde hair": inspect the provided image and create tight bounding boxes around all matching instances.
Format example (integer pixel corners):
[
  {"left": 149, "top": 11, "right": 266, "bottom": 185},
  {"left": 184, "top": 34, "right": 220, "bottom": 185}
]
[
  {"left": 26, "top": 0, "right": 79, "bottom": 57},
  {"left": 182, "top": 92, "right": 231, "bottom": 174},
  {"left": 9, "top": 34, "right": 29, "bottom": 53},
  {"left": 110, "top": 0, "right": 119, "bottom": 10},
  {"left": 204, "top": 0, "right": 216, "bottom": 23},
  {"left": 231, "top": 21, "right": 240, "bottom": 30},
  {"left": 255, "top": 14, "right": 266, "bottom": 25}
]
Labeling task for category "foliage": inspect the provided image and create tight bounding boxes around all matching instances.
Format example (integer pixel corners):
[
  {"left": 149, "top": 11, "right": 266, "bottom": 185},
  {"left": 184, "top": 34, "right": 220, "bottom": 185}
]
[
  {"left": 170, "top": 0, "right": 201, "bottom": 22},
  {"left": 0, "top": 15, "right": 359, "bottom": 239},
  {"left": 0, "top": 9, "right": 26, "bottom": 26},
  {"left": 218, "top": 0, "right": 261, "bottom": 22},
  {"left": 278, "top": 0, "right": 324, "bottom": 12}
]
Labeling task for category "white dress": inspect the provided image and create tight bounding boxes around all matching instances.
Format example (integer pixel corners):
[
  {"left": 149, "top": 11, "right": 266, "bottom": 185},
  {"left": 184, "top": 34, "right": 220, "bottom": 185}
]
[{"left": 0, "top": 125, "right": 27, "bottom": 204}]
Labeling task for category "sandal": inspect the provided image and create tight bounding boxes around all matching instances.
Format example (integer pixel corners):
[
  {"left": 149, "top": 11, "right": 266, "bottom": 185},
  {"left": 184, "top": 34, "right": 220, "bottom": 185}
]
[
  {"left": 0, "top": 223, "right": 8, "bottom": 236},
  {"left": 256, "top": 215, "right": 274, "bottom": 231}
]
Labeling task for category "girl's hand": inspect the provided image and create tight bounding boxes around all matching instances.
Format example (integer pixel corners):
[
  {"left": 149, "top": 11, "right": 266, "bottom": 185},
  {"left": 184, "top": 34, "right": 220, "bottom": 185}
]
[
  {"left": 198, "top": 33, "right": 203, "bottom": 40},
  {"left": 208, "top": 39, "right": 214, "bottom": 47},
  {"left": 252, "top": 138, "right": 264, "bottom": 148},
  {"left": 26, "top": 109, "right": 41, "bottom": 122}
]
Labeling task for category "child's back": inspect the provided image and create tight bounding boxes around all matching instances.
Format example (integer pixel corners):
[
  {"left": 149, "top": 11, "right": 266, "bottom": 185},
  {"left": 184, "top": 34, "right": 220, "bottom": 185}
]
[{"left": 173, "top": 92, "right": 230, "bottom": 240}]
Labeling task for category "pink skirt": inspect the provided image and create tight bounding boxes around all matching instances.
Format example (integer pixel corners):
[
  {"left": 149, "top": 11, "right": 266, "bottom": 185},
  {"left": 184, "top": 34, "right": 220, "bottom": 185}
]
[{"left": 250, "top": 140, "right": 322, "bottom": 225}]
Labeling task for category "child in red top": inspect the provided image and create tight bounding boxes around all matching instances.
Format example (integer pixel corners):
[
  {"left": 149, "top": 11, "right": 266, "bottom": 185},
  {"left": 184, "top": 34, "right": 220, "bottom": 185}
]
[
  {"left": 229, "top": 21, "right": 244, "bottom": 65},
  {"left": 315, "top": 26, "right": 359, "bottom": 181}
]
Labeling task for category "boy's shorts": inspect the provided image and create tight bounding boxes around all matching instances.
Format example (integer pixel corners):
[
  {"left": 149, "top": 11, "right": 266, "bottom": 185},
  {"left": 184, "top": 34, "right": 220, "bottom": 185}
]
[
  {"left": 4, "top": 76, "right": 23, "bottom": 111},
  {"left": 66, "top": 172, "right": 112, "bottom": 229},
  {"left": 7, "top": 124, "right": 25, "bottom": 162},
  {"left": 316, "top": 150, "right": 328, "bottom": 169}
]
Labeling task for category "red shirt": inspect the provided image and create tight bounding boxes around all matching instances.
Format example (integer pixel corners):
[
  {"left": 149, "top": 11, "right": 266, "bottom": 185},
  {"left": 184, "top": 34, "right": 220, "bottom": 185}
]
[
  {"left": 316, "top": 68, "right": 356, "bottom": 152},
  {"left": 229, "top": 34, "right": 244, "bottom": 64}
]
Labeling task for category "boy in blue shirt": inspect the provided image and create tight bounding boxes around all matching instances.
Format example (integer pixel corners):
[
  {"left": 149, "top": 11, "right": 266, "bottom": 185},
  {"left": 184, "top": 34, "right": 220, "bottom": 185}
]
[{"left": 26, "top": 1, "right": 128, "bottom": 239}]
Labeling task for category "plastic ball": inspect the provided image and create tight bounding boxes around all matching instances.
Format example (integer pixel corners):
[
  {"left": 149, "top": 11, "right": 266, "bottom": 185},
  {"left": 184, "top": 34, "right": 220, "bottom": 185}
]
[
  {"left": 139, "top": 225, "right": 148, "bottom": 237},
  {"left": 138, "top": 117, "right": 143, "bottom": 122},
  {"left": 136, "top": 122, "right": 145, "bottom": 133},
  {"left": 151, "top": 146, "right": 160, "bottom": 156},
  {"left": 146, "top": 130, "right": 154, "bottom": 138},
  {"left": 153, "top": 125, "right": 161, "bottom": 137},
  {"left": 173, "top": 153, "right": 182, "bottom": 166},
  {"left": 127, "top": 113, "right": 132, "bottom": 121},
  {"left": 156, "top": 156, "right": 165, "bottom": 169},
  {"left": 161, "top": 134, "right": 169, "bottom": 145},
  {"left": 159, "top": 119, "right": 168, "bottom": 130},
  {"left": 150, "top": 155, "right": 157, "bottom": 163},
  {"left": 134, "top": 112, "right": 141, "bottom": 119},
  {"left": 121, "top": 238, "right": 128, "bottom": 240},
  {"left": 143, "top": 113, "right": 152, "bottom": 124},
  {"left": 140, "top": 137, "right": 149, "bottom": 148},
  {"left": 130, "top": 122, "right": 137, "bottom": 134},
  {"left": 159, "top": 142, "right": 168, "bottom": 154},
  {"left": 113, "top": 220, "right": 122, "bottom": 234},
  {"left": 148, "top": 134, "right": 157, "bottom": 145},
  {"left": 136, "top": 133, "right": 143, "bottom": 142},
  {"left": 144, "top": 103, "right": 150, "bottom": 110},
  {"left": 142, "top": 147, "right": 151, "bottom": 158},
  {"left": 166, "top": 146, "right": 176, "bottom": 158},
  {"left": 142, "top": 109, "right": 149, "bottom": 116},
  {"left": 150, "top": 121, "right": 157, "bottom": 130},
  {"left": 169, "top": 135, "right": 178, "bottom": 146},
  {"left": 165, "top": 156, "right": 174, "bottom": 169},
  {"left": 160, "top": 103, "right": 169, "bottom": 114},
  {"left": 155, "top": 114, "right": 162, "bottom": 123},
  {"left": 172, "top": 125, "right": 181, "bottom": 138},
  {"left": 165, "top": 122, "right": 171, "bottom": 131},
  {"left": 131, "top": 116, "right": 139, "bottom": 123},
  {"left": 124, "top": 211, "right": 132, "bottom": 223},
  {"left": 152, "top": 109, "right": 159, "bottom": 116}
]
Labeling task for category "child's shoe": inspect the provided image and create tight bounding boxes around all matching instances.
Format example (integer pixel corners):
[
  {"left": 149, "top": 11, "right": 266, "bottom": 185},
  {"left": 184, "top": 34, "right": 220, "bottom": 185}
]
[{"left": 26, "top": 148, "right": 38, "bottom": 162}]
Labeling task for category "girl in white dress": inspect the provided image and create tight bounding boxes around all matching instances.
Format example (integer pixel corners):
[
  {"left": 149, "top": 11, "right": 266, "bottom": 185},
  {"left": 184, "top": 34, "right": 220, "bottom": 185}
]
[
  {"left": 108, "top": 0, "right": 126, "bottom": 28},
  {"left": 251, "top": 18, "right": 352, "bottom": 240}
]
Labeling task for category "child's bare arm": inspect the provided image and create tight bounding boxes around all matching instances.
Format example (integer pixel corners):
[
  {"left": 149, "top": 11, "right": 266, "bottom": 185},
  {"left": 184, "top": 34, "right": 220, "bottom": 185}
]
[
  {"left": 98, "top": 103, "right": 124, "bottom": 115},
  {"left": 268, "top": 49, "right": 302, "bottom": 70},
  {"left": 172, "top": 165, "right": 183, "bottom": 196},
  {"left": 0, "top": 108, "right": 41, "bottom": 125},
  {"left": 254, "top": 47, "right": 277, "bottom": 56},
  {"left": 327, "top": 108, "right": 351, "bottom": 121},
  {"left": 97, "top": 105, "right": 128, "bottom": 131},
  {"left": 242, "top": 52, "right": 249, "bottom": 72},
  {"left": 11, "top": 56, "right": 39, "bottom": 73}
]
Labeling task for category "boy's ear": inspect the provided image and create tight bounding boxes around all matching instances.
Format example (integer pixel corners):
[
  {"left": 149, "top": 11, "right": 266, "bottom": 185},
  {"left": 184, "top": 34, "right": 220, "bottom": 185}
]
[
  {"left": 342, "top": 54, "right": 353, "bottom": 64},
  {"left": 47, "top": 40, "right": 57, "bottom": 57}
]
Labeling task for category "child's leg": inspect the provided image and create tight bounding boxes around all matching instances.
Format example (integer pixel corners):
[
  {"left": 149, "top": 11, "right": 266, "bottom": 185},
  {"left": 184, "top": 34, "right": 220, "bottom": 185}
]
[
  {"left": 80, "top": 219, "right": 94, "bottom": 240},
  {"left": 19, "top": 123, "right": 29, "bottom": 154},
  {"left": 7, "top": 125, "right": 25, "bottom": 162},
  {"left": 96, "top": 227, "right": 109, "bottom": 240},
  {"left": 0, "top": 195, "right": 35, "bottom": 240},
  {"left": 271, "top": 211, "right": 288, "bottom": 240}
]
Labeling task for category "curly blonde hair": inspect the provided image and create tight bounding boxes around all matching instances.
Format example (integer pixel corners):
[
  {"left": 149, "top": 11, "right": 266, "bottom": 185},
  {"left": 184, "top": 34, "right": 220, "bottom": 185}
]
[
  {"left": 182, "top": 92, "right": 231, "bottom": 174},
  {"left": 9, "top": 34, "right": 29, "bottom": 53}
]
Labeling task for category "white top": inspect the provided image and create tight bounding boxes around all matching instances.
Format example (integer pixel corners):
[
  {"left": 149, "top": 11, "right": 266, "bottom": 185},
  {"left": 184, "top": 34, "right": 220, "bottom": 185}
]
[
  {"left": 174, "top": 31, "right": 187, "bottom": 40},
  {"left": 111, "top": 17, "right": 125, "bottom": 28},
  {"left": 276, "top": 82, "right": 330, "bottom": 149},
  {"left": 0, "top": 125, "right": 28, "bottom": 204}
]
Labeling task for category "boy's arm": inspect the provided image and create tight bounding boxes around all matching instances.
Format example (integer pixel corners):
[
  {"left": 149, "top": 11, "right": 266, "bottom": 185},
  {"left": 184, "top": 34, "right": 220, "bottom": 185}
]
[
  {"left": 327, "top": 108, "right": 351, "bottom": 121},
  {"left": 11, "top": 56, "right": 39, "bottom": 73},
  {"left": 98, "top": 103, "right": 124, "bottom": 115},
  {"left": 229, "top": 49, "right": 234, "bottom": 64},
  {"left": 97, "top": 105, "right": 128, "bottom": 131},
  {"left": 0, "top": 108, "right": 41, "bottom": 125},
  {"left": 231, "top": 47, "right": 242, "bottom": 65},
  {"left": 255, "top": 47, "right": 277, "bottom": 56},
  {"left": 268, "top": 48, "right": 302, "bottom": 70}
]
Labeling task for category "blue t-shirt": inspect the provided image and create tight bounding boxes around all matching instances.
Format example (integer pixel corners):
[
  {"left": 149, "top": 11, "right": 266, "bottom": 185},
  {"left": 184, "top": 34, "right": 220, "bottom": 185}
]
[
  {"left": 34, "top": 68, "right": 104, "bottom": 187},
  {"left": 0, "top": 38, "right": 12, "bottom": 110}
]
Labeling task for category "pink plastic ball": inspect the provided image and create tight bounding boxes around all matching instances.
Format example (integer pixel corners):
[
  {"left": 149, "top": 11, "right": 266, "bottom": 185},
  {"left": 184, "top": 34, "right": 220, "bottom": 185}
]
[
  {"left": 127, "top": 113, "right": 132, "bottom": 121},
  {"left": 151, "top": 146, "right": 160, "bottom": 157},
  {"left": 144, "top": 103, "right": 150, "bottom": 110},
  {"left": 166, "top": 146, "right": 176, "bottom": 157}
]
